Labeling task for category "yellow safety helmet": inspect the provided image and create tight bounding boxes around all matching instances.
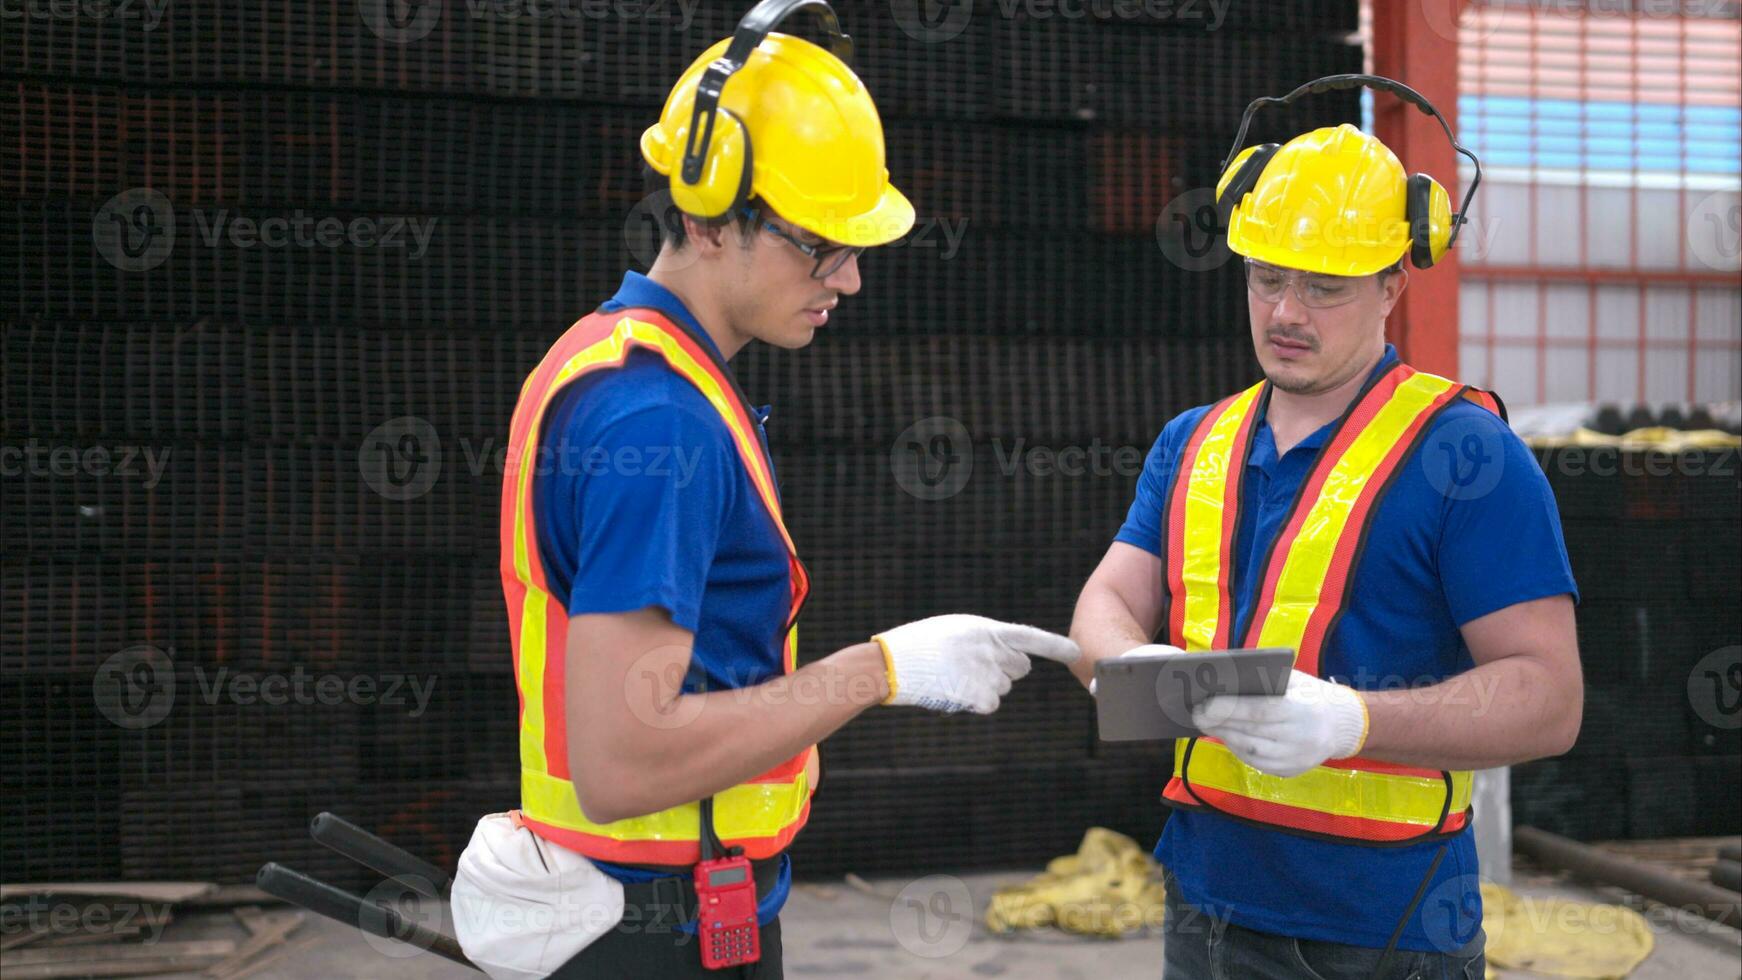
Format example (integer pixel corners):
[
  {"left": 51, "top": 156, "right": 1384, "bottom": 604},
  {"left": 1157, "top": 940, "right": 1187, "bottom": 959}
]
[
  {"left": 1216, "top": 123, "right": 1454, "bottom": 277},
  {"left": 641, "top": 9, "right": 913, "bottom": 249}
]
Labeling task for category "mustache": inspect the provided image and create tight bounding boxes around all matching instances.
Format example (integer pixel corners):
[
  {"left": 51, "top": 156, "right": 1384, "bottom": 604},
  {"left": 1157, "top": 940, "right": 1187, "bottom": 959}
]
[{"left": 1266, "top": 330, "right": 1319, "bottom": 350}]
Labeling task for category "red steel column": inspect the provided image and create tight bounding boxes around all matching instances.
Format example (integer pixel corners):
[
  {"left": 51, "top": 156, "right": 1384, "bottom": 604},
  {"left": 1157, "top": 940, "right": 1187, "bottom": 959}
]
[{"left": 1371, "top": 0, "right": 1463, "bottom": 377}]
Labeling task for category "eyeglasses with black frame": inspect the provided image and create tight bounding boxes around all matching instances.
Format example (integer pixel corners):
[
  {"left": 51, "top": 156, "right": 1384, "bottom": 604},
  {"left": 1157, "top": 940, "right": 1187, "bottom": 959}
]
[
  {"left": 741, "top": 207, "right": 863, "bottom": 280},
  {"left": 1243, "top": 259, "right": 1369, "bottom": 309}
]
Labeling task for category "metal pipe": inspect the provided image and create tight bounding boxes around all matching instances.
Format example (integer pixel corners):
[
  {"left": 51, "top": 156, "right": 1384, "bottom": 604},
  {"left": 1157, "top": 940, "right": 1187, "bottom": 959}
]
[
  {"left": 257, "top": 863, "right": 479, "bottom": 970},
  {"left": 310, "top": 811, "right": 452, "bottom": 898},
  {"left": 1713, "top": 859, "right": 1741, "bottom": 895},
  {"left": 1514, "top": 827, "right": 1742, "bottom": 930}
]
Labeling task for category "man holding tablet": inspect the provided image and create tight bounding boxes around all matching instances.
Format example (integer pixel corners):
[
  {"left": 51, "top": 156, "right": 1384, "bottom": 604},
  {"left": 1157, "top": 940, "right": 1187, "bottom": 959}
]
[{"left": 1068, "top": 77, "right": 1581, "bottom": 979}]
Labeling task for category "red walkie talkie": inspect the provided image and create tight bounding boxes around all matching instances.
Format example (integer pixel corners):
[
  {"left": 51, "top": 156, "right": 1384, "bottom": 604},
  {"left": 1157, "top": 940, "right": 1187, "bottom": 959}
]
[{"left": 694, "top": 796, "right": 759, "bottom": 969}]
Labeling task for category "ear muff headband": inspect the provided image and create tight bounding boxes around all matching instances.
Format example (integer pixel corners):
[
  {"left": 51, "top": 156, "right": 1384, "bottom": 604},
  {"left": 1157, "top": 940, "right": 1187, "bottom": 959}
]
[
  {"left": 1218, "top": 73, "right": 1483, "bottom": 267},
  {"left": 676, "top": 0, "right": 853, "bottom": 216},
  {"left": 1216, "top": 142, "right": 1280, "bottom": 223}
]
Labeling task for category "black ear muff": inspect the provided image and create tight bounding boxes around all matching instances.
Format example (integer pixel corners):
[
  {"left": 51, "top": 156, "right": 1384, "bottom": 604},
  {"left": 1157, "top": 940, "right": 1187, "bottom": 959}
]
[
  {"left": 731, "top": 108, "right": 754, "bottom": 211},
  {"left": 1217, "top": 143, "right": 1281, "bottom": 223},
  {"left": 1407, "top": 172, "right": 1436, "bottom": 269}
]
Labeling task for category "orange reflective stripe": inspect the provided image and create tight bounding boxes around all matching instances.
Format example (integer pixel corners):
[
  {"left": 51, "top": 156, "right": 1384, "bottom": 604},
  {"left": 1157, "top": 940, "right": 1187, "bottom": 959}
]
[{"left": 503, "top": 307, "right": 814, "bottom": 864}]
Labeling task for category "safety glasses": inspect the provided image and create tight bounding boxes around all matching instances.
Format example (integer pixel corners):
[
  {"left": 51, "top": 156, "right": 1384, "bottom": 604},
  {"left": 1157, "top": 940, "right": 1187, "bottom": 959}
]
[
  {"left": 1243, "top": 259, "right": 1368, "bottom": 309},
  {"left": 743, "top": 208, "right": 862, "bottom": 280}
]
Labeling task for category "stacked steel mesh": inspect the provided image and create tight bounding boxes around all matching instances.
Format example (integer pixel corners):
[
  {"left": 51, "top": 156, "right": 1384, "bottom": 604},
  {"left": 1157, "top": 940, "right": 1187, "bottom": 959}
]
[{"left": 17, "top": 0, "right": 1598, "bottom": 886}]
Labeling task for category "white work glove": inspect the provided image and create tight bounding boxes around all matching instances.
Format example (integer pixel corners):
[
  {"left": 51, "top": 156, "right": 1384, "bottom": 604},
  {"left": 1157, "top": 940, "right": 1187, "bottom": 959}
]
[
  {"left": 1191, "top": 669, "right": 1369, "bottom": 778},
  {"left": 1087, "top": 643, "right": 1186, "bottom": 696},
  {"left": 873, "top": 614, "right": 1080, "bottom": 714}
]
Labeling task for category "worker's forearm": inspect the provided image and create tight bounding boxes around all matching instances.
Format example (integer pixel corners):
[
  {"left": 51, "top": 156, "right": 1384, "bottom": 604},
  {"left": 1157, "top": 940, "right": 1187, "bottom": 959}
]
[
  {"left": 588, "top": 642, "right": 888, "bottom": 820},
  {"left": 1068, "top": 585, "right": 1150, "bottom": 689},
  {"left": 1359, "top": 655, "right": 1581, "bottom": 770}
]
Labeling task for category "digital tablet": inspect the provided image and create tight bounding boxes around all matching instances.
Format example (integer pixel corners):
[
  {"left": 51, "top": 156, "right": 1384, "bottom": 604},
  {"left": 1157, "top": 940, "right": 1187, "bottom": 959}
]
[{"left": 1094, "top": 647, "right": 1295, "bottom": 742}]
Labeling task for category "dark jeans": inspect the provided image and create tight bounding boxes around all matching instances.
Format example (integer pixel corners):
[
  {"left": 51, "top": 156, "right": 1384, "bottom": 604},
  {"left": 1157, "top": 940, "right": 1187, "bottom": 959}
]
[
  {"left": 1161, "top": 873, "right": 1483, "bottom": 980},
  {"left": 546, "top": 916, "right": 782, "bottom": 979},
  {"left": 547, "top": 858, "right": 786, "bottom": 980}
]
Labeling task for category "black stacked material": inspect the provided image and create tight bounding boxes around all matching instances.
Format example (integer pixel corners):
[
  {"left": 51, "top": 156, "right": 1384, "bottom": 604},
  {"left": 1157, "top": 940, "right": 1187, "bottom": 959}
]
[
  {"left": 1512, "top": 446, "right": 1742, "bottom": 840},
  {"left": 3, "top": 2, "right": 1380, "bottom": 886}
]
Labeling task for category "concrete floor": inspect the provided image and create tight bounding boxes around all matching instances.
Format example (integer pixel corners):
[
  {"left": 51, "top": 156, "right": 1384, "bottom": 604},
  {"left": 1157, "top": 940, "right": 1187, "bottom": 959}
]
[{"left": 176, "top": 868, "right": 1741, "bottom": 980}]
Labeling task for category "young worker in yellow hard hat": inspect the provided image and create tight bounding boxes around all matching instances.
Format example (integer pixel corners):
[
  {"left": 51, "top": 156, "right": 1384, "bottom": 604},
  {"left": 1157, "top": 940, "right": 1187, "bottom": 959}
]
[
  {"left": 450, "top": 3, "right": 1078, "bottom": 978},
  {"left": 1070, "top": 76, "right": 1581, "bottom": 978}
]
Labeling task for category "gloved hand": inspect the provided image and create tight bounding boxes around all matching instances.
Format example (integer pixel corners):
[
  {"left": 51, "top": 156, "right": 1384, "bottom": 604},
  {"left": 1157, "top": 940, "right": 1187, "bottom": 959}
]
[
  {"left": 1087, "top": 643, "right": 1186, "bottom": 696},
  {"left": 1191, "top": 669, "right": 1368, "bottom": 778},
  {"left": 873, "top": 614, "right": 1080, "bottom": 714}
]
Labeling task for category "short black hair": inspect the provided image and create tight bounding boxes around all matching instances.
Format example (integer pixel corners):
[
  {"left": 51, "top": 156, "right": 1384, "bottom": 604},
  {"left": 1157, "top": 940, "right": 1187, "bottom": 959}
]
[
  {"left": 642, "top": 166, "right": 758, "bottom": 251},
  {"left": 1379, "top": 257, "right": 1407, "bottom": 277}
]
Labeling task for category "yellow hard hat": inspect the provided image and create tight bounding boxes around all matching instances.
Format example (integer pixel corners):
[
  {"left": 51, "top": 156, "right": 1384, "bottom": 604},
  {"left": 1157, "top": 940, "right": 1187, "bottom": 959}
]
[
  {"left": 641, "top": 31, "right": 914, "bottom": 249},
  {"left": 1217, "top": 123, "right": 1453, "bottom": 277}
]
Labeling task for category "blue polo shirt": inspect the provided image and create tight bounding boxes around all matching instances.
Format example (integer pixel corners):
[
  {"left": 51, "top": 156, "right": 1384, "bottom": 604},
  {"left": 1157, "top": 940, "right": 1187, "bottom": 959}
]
[
  {"left": 1115, "top": 345, "right": 1578, "bottom": 953},
  {"left": 532, "top": 271, "right": 794, "bottom": 924}
]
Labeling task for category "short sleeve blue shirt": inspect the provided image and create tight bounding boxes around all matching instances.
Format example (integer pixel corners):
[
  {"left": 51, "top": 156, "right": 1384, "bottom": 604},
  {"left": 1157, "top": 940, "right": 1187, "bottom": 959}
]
[
  {"left": 1115, "top": 345, "right": 1578, "bottom": 953},
  {"left": 531, "top": 271, "right": 795, "bottom": 922}
]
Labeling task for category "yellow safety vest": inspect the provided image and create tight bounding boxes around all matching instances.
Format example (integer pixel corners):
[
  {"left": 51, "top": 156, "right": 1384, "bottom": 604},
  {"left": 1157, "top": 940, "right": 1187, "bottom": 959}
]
[
  {"left": 501, "top": 307, "right": 814, "bottom": 866},
  {"left": 1160, "top": 362, "right": 1503, "bottom": 845}
]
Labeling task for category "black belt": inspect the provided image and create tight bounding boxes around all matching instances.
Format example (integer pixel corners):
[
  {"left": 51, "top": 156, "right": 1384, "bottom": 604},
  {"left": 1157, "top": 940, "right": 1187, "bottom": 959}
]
[{"left": 614, "top": 856, "right": 783, "bottom": 934}]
